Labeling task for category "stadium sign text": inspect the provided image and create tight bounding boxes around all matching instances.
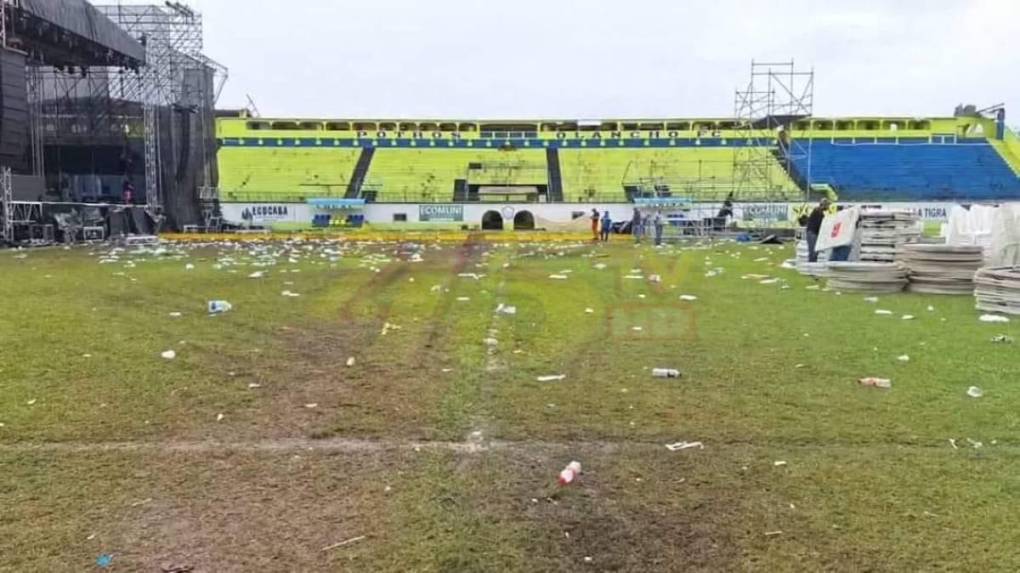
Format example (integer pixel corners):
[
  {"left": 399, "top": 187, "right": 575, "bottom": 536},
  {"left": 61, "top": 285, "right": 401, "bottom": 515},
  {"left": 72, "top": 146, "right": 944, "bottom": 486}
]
[
  {"left": 419, "top": 204, "right": 464, "bottom": 222},
  {"left": 357, "top": 131, "right": 692, "bottom": 140},
  {"left": 242, "top": 205, "right": 290, "bottom": 222}
]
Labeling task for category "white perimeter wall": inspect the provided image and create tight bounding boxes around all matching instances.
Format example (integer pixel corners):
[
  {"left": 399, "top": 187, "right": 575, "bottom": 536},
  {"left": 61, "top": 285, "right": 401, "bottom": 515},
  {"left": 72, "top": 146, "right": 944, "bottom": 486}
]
[{"left": 220, "top": 201, "right": 978, "bottom": 227}]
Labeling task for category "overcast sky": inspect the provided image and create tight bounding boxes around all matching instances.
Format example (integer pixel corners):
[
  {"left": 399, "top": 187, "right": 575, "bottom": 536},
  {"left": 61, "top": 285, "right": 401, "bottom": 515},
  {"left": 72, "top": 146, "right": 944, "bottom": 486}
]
[{"left": 158, "top": 0, "right": 1018, "bottom": 120}]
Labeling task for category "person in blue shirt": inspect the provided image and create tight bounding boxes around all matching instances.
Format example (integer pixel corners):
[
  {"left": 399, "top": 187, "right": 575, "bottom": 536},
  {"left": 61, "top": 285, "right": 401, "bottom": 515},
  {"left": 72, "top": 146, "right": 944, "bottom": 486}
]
[{"left": 600, "top": 211, "right": 612, "bottom": 242}]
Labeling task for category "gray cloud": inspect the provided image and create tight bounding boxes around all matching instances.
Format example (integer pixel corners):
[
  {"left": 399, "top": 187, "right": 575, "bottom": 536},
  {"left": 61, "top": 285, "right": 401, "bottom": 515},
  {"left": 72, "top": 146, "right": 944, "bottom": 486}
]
[{"left": 162, "top": 0, "right": 1019, "bottom": 120}]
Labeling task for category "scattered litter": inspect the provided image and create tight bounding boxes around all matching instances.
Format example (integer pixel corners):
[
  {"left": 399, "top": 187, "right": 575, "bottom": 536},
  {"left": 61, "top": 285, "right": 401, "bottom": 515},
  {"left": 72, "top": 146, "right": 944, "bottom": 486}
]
[
  {"left": 593, "top": 263, "right": 607, "bottom": 270},
  {"left": 537, "top": 375, "right": 566, "bottom": 382},
  {"left": 648, "top": 274, "right": 662, "bottom": 283},
  {"left": 160, "top": 565, "right": 195, "bottom": 573},
  {"left": 549, "top": 274, "right": 569, "bottom": 280},
  {"left": 805, "top": 285, "right": 820, "bottom": 290},
  {"left": 305, "top": 403, "right": 318, "bottom": 409},
  {"left": 652, "top": 368, "right": 681, "bottom": 378},
  {"left": 247, "top": 383, "right": 261, "bottom": 389},
  {"left": 858, "top": 377, "right": 892, "bottom": 389},
  {"left": 979, "top": 314, "right": 1010, "bottom": 323},
  {"left": 966, "top": 386, "right": 984, "bottom": 398},
  {"left": 864, "top": 296, "right": 879, "bottom": 303},
  {"left": 901, "top": 315, "right": 915, "bottom": 320},
  {"left": 966, "top": 438, "right": 984, "bottom": 448},
  {"left": 558, "top": 461, "right": 582, "bottom": 485},
  {"left": 679, "top": 295, "right": 698, "bottom": 301},
  {"left": 281, "top": 290, "right": 301, "bottom": 298},
  {"left": 794, "top": 363, "right": 805, "bottom": 368},
  {"left": 130, "top": 498, "right": 153, "bottom": 507},
  {"left": 248, "top": 271, "right": 265, "bottom": 279},
  {"left": 168, "top": 312, "right": 182, "bottom": 318},
  {"left": 96, "top": 554, "right": 113, "bottom": 568},
  {"left": 949, "top": 438, "right": 958, "bottom": 449},
  {"left": 483, "top": 337, "right": 499, "bottom": 346},
  {"left": 874, "top": 309, "right": 893, "bottom": 315},
  {"left": 185, "top": 264, "right": 194, "bottom": 271},
  {"left": 207, "top": 300, "right": 232, "bottom": 314},
  {"left": 456, "top": 297, "right": 471, "bottom": 302},
  {"left": 321, "top": 535, "right": 366, "bottom": 551},
  {"left": 897, "top": 355, "right": 911, "bottom": 362},
  {"left": 346, "top": 357, "right": 356, "bottom": 367},
  {"left": 380, "top": 322, "right": 401, "bottom": 336},
  {"left": 927, "top": 305, "right": 935, "bottom": 312},
  {"left": 991, "top": 335, "right": 1014, "bottom": 343},
  {"left": 624, "top": 274, "right": 644, "bottom": 280},
  {"left": 764, "top": 531, "right": 783, "bottom": 537},
  {"left": 161, "top": 350, "right": 177, "bottom": 360},
  {"left": 665, "top": 441, "right": 704, "bottom": 451},
  {"left": 584, "top": 308, "right": 594, "bottom": 314},
  {"left": 759, "top": 278, "right": 778, "bottom": 285},
  {"left": 495, "top": 304, "right": 517, "bottom": 315},
  {"left": 26, "top": 399, "right": 36, "bottom": 406},
  {"left": 773, "top": 461, "right": 787, "bottom": 467}
]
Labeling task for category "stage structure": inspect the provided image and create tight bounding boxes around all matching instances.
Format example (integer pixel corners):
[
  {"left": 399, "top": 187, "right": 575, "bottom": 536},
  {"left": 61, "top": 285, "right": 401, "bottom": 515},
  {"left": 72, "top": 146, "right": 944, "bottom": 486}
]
[
  {"left": 11, "top": 1, "right": 226, "bottom": 235},
  {"left": 732, "top": 60, "right": 814, "bottom": 201}
]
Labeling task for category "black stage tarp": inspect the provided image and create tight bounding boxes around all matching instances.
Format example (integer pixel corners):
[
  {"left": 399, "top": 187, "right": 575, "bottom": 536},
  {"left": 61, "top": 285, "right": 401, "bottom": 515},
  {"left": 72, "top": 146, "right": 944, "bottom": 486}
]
[{"left": 17, "top": 0, "right": 146, "bottom": 64}]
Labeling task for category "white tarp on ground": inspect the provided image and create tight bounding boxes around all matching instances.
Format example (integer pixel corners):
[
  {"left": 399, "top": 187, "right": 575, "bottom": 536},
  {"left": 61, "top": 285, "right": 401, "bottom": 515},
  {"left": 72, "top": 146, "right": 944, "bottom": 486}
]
[
  {"left": 815, "top": 207, "right": 860, "bottom": 252},
  {"left": 989, "top": 204, "right": 1020, "bottom": 266},
  {"left": 945, "top": 204, "right": 997, "bottom": 250},
  {"left": 947, "top": 203, "right": 1020, "bottom": 266}
]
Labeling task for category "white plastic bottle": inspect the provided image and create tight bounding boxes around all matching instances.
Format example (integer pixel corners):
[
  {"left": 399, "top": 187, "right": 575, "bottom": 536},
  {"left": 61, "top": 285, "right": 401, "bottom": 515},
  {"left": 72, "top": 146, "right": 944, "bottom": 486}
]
[{"left": 652, "top": 368, "right": 681, "bottom": 378}]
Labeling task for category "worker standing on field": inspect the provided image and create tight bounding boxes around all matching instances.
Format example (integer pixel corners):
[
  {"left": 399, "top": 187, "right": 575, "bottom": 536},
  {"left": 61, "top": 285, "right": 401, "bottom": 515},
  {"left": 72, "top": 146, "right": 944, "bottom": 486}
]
[
  {"left": 653, "top": 211, "right": 665, "bottom": 246},
  {"left": 590, "top": 208, "right": 600, "bottom": 241},
  {"left": 601, "top": 211, "right": 612, "bottom": 242},
  {"left": 805, "top": 198, "right": 830, "bottom": 262},
  {"left": 631, "top": 208, "right": 644, "bottom": 243}
]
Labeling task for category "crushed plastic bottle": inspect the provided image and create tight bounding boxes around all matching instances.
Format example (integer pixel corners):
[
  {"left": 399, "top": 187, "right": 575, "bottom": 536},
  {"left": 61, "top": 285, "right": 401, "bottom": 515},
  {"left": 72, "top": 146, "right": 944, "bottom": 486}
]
[
  {"left": 207, "top": 300, "right": 232, "bottom": 314},
  {"left": 558, "top": 461, "right": 582, "bottom": 486},
  {"left": 652, "top": 368, "right": 681, "bottom": 379},
  {"left": 858, "top": 377, "right": 891, "bottom": 389}
]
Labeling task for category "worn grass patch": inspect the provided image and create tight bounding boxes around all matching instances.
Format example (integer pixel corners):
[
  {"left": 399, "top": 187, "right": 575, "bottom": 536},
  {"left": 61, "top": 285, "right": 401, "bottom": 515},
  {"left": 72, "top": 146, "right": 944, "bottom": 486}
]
[{"left": 1, "top": 238, "right": 1019, "bottom": 571}]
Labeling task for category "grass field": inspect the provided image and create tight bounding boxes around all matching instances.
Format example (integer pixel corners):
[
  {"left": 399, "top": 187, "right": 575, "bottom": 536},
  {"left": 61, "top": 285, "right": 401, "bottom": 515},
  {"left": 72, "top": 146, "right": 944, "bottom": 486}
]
[{"left": 1, "top": 236, "right": 1018, "bottom": 572}]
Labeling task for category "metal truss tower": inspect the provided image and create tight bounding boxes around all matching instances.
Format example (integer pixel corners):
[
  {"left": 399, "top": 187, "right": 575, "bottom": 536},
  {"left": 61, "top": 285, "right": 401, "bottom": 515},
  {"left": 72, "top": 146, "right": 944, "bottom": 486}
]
[
  {"left": 28, "top": 2, "right": 227, "bottom": 211},
  {"left": 732, "top": 60, "right": 814, "bottom": 200},
  {"left": 0, "top": 166, "right": 11, "bottom": 244}
]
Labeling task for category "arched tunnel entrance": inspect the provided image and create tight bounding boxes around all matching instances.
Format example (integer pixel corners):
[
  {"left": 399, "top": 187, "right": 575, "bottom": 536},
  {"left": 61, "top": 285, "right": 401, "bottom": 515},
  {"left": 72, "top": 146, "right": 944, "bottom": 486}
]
[
  {"left": 513, "top": 210, "right": 535, "bottom": 230},
  {"left": 481, "top": 210, "right": 504, "bottom": 230}
]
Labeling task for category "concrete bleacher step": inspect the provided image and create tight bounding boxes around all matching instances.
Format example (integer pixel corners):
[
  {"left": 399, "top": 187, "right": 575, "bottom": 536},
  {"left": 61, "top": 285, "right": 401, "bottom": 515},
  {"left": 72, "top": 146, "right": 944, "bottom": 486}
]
[
  {"left": 346, "top": 148, "right": 376, "bottom": 199},
  {"left": 546, "top": 148, "right": 563, "bottom": 202}
]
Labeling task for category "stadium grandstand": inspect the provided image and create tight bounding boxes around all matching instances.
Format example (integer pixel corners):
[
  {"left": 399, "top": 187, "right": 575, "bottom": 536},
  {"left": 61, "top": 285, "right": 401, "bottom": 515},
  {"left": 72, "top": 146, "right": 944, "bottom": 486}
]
[{"left": 217, "top": 114, "right": 1020, "bottom": 208}]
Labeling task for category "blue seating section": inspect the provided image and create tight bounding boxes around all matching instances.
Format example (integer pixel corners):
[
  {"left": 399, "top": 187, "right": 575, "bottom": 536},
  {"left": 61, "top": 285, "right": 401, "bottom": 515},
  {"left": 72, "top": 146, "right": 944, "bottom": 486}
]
[{"left": 790, "top": 142, "right": 1020, "bottom": 201}]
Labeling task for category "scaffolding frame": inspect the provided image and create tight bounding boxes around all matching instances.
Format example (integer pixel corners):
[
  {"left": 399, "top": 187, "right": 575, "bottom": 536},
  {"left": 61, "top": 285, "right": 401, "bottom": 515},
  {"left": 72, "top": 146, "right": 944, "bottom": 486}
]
[
  {"left": 26, "top": 2, "right": 226, "bottom": 212},
  {"left": 0, "top": 166, "right": 11, "bottom": 243},
  {"left": 732, "top": 60, "right": 814, "bottom": 201},
  {"left": 0, "top": 4, "right": 11, "bottom": 242}
]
